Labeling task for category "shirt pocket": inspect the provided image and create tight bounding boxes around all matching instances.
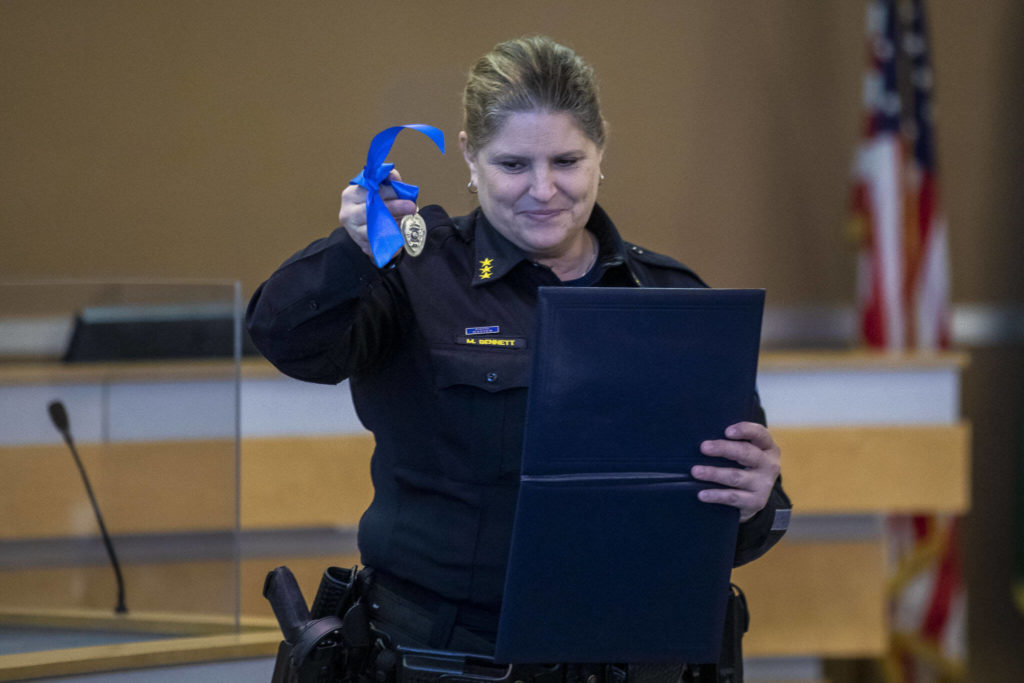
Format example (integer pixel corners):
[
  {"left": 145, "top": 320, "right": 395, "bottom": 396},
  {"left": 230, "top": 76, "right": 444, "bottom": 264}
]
[{"left": 428, "top": 345, "right": 531, "bottom": 480}]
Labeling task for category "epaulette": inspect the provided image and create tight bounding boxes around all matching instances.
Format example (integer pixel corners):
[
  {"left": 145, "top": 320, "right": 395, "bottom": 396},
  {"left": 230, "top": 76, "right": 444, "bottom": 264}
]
[
  {"left": 417, "top": 205, "right": 465, "bottom": 248},
  {"left": 419, "top": 204, "right": 455, "bottom": 232},
  {"left": 624, "top": 242, "right": 707, "bottom": 285}
]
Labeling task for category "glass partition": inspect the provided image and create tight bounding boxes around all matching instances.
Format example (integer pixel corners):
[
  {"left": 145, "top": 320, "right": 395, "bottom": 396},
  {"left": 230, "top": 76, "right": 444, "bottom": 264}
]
[{"left": 0, "top": 280, "right": 243, "bottom": 655}]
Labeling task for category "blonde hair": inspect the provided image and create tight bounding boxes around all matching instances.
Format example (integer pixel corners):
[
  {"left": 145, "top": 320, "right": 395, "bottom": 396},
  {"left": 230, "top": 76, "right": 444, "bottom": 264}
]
[{"left": 462, "top": 36, "right": 606, "bottom": 152}]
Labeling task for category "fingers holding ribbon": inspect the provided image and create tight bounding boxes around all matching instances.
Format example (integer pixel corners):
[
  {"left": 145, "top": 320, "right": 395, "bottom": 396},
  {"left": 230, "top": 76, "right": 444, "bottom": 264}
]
[
  {"left": 340, "top": 170, "right": 417, "bottom": 258},
  {"left": 339, "top": 184, "right": 372, "bottom": 257},
  {"left": 691, "top": 421, "right": 782, "bottom": 523},
  {"left": 347, "top": 124, "right": 446, "bottom": 267}
]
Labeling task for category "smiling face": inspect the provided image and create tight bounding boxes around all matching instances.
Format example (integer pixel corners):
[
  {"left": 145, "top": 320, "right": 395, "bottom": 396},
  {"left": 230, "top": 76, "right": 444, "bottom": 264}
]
[{"left": 461, "top": 110, "right": 604, "bottom": 265}]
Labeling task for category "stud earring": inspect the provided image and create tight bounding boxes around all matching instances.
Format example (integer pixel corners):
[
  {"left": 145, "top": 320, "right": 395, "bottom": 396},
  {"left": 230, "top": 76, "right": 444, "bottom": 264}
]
[{"left": 467, "top": 180, "right": 478, "bottom": 194}]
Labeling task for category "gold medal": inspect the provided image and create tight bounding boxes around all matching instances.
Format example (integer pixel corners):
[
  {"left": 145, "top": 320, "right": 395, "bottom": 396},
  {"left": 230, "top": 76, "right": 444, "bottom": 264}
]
[{"left": 401, "top": 212, "right": 427, "bottom": 257}]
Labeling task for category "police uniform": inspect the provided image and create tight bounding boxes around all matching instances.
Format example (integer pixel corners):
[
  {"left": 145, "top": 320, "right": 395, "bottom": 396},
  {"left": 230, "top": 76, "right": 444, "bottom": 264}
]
[{"left": 246, "top": 203, "right": 791, "bottom": 653}]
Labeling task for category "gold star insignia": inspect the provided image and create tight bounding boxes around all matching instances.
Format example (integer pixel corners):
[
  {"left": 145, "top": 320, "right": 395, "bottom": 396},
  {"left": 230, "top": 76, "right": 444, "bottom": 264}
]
[{"left": 479, "top": 258, "right": 494, "bottom": 279}]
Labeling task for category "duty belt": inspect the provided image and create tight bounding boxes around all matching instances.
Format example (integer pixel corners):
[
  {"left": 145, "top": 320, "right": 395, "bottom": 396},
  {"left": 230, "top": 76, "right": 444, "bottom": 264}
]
[{"left": 263, "top": 566, "right": 744, "bottom": 683}]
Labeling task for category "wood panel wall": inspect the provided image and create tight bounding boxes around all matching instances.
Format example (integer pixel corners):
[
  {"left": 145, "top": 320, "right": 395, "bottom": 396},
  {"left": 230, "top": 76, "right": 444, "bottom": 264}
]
[{"left": 2, "top": 1, "right": 1021, "bottom": 307}]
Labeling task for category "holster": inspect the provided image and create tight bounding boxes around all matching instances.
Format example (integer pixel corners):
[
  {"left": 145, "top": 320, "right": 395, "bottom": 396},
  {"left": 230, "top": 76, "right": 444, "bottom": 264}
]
[
  {"left": 264, "top": 566, "right": 749, "bottom": 683},
  {"left": 715, "top": 584, "right": 749, "bottom": 683},
  {"left": 265, "top": 565, "right": 373, "bottom": 683}
]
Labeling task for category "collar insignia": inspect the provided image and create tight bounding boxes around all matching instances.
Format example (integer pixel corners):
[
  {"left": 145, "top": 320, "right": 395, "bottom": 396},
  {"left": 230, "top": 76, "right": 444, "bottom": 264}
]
[{"left": 478, "top": 257, "right": 494, "bottom": 280}]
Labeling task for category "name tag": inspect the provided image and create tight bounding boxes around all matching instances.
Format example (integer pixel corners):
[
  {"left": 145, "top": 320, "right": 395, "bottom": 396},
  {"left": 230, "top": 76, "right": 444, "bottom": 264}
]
[{"left": 457, "top": 336, "right": 526, "bottom": 349}]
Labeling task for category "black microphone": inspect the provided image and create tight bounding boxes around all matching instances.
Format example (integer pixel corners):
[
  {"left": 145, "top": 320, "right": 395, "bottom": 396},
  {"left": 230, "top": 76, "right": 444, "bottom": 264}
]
[
  {"left": 48, "top": 400, "right": 128, "bottom": 614},
  {"left": 48, "top": 401, "right": 70, "bottom": 433}
]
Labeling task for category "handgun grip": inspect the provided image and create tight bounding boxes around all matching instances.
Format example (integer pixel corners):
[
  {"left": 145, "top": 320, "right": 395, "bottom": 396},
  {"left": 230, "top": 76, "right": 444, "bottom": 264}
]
[{"left": 264, "top": 565, "right": 311, "bottom": 644}]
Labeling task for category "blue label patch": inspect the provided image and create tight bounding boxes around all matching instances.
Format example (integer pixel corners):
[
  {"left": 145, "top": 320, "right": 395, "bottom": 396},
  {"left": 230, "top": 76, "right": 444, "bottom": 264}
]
[{"left": 465, "top": 325, "right": 500, "bottom": 336}]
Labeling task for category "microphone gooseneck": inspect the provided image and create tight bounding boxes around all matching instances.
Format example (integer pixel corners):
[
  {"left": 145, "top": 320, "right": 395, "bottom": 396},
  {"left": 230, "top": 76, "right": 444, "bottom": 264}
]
[{"left": 47, "top": 400, "right": 128, "bottom": 614}]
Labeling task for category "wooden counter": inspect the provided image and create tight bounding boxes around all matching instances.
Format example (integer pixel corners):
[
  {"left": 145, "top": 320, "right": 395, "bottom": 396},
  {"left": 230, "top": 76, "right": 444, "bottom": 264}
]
[{"left": 0, "top": 351, "right": 970, "bottom": 674}]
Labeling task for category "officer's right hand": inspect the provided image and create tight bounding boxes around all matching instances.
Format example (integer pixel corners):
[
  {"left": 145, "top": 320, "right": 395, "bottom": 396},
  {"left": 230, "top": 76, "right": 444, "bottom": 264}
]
[{"left": 339, "top": 168, "right": 418, "bottom": 260}]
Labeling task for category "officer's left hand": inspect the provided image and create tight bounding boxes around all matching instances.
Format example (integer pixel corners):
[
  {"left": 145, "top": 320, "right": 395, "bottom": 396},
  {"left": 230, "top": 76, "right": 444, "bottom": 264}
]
[{"left": 690, "top": 422, "right": 781, "bottom": 523}]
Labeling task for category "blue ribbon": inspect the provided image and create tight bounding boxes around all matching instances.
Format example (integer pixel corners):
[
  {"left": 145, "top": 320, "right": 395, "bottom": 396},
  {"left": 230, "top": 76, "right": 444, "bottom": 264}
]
[{"left": 350, "top": 124, "right": 446, "bottom": 267}]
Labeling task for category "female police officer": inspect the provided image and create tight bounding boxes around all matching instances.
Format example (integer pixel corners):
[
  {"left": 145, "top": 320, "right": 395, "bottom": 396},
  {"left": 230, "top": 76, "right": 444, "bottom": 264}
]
[{"left": 247, "top": 35, "right": 790, "bottom": 658}]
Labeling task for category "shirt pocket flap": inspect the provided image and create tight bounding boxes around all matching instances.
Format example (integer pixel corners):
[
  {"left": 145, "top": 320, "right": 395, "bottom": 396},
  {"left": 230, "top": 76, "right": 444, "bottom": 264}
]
[{"left": 430, "top": 345, "right": 531, "bottom": 393}]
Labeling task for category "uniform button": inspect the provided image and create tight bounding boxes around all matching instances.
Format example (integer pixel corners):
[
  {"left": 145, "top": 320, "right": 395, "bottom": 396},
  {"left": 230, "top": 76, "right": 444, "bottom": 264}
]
[
  {"left": 486, "top": 372, "right": 498, "bottom": 383},
  {"left": 308, "top": 299, "right": 319, "bottom": 311}
]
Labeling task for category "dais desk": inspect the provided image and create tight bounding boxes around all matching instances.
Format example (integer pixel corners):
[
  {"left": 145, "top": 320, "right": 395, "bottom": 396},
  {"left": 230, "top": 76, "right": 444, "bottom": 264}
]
[{"left": 0, "top": 351, "right": 969, "bottom": 677}]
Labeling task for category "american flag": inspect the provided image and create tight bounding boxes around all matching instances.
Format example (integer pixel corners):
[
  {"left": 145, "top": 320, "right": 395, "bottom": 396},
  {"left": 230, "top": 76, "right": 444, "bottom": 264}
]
[
  {"left": 849, "top": 1, "right": 963, "bottom": 681},
  {"left": 851, "top": 0, "right": 951, "bottom": 351}
]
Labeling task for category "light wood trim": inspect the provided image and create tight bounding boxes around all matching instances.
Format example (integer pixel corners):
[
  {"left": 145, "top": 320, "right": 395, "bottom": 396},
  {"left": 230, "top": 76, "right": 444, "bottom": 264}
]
[
  {"left": 773, "top": 422, "right": 971, "bottom": 513},
  {"left": 0, "top": 350, "right": 968, "bottom": 386},
  {"left": 759, "top": 349, "right": 969, "bottom": 371},
  {"left": 241, "top": 358, "right": 292, "bottom": 380},
  {"left": 0, "top": 358, "right": 239, "bottom": 386},
  {"left": 0, "top": 607, "right": 276, "bottom": 635},
  {"left": 0, "top": 357, "right": 289, "bottom": 386},
  {"left": 0, "top": 630, "right": 281, "bottom": 682},
  {"left": 734, "top": 539, "right": 888, "bottom": 657}
]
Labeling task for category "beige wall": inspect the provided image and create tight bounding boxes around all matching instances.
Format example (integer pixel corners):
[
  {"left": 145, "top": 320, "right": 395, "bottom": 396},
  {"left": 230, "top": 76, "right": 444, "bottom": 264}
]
[
  {"left": 3, "top": 0, "right": 1023, "bottom": 679},
  {"left": 3, "top": 1, "right": 1020, "bottom": 306}
]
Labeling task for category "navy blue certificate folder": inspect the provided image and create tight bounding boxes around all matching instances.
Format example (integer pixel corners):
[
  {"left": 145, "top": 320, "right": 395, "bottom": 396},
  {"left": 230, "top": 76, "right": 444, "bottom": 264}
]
[{"left": 494, "top": 287, "right": 765, "bottom": 664}]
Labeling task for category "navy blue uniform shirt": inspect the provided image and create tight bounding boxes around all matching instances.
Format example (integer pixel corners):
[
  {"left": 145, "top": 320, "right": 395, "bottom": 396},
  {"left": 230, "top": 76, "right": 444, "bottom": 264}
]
[{"left": 247, "top": 204, "right": 790, "bottom": 613}]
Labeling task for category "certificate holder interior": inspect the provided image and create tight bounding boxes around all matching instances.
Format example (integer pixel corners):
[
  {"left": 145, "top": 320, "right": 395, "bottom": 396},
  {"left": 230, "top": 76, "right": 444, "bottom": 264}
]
[{"left": 495, "top": 287, "right": 765, "bottom": 664}]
